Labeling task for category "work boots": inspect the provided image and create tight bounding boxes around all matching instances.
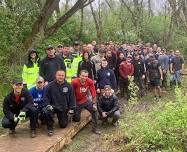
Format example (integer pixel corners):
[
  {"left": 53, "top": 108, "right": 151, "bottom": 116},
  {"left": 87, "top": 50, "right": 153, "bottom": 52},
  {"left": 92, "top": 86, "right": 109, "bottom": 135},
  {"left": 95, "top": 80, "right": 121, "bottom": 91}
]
[
  {"left": 92, "top": 128, "right": 101, "bottom": 135},
  {"left": 31, "top": 130, "right": 36, "bottom": 138}
]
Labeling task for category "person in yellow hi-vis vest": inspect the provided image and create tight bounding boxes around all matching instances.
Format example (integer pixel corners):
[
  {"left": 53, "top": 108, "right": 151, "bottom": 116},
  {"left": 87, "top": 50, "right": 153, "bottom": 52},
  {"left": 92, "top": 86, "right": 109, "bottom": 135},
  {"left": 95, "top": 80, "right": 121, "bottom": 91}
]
[
  {"left": 71, "top": 41, "right": 82, "bottom": 78},
  {"left": 57, "top": 45, "right": 74, "bottom": 83},
  {"left": 64, "top": 58, "right": 74, "bottom": 83},
  {"left": 22, "top": 48, "right": 40, "bottom": 89}
]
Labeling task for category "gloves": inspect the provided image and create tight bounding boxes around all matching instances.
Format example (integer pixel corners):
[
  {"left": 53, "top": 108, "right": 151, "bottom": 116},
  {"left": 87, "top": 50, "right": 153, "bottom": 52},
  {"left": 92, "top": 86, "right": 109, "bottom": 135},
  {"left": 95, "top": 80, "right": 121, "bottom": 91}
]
[
  {"left": 42, "top": 105, "right": 53, "bottom": 113},
  {"left": 18, "top": 111, "right": 26, "bottom": 122},
  {"left": 46, "top": 105, "right": 53, "bottom": 111},
  {"left": 34, "top": 103, "right": 38, "bottom": 107},
  {"left": 14, "top": 115, "right": 19, "bottom": 123},
  {"left": 68, "top": 110, "right": 74, "bottom": 115}
]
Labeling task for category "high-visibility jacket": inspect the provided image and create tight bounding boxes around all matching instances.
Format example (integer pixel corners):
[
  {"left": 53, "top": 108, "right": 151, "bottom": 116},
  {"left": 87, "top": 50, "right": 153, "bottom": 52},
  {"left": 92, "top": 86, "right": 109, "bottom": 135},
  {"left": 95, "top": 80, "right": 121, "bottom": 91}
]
[
  {"left": 71, "top": 53, "right": 82, "bottom": 77},
  {"left": 22, "top": 61, "right": 39, "bottom": 89},
  {"left": 64, "top": 58, "right": 74, "bottom": 83}
]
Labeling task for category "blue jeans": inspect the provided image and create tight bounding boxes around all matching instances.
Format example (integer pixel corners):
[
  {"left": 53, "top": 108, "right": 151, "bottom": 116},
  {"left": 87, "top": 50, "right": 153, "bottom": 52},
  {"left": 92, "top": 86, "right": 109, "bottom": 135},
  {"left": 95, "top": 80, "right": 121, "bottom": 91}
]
[{"left": 172, "top": 70, "right": 181, "bottom": 83}]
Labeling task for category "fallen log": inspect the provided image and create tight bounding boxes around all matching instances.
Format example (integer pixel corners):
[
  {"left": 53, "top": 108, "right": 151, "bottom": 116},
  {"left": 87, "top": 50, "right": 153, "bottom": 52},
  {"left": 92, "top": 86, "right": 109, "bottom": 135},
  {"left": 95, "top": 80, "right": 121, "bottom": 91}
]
[{"left": 0, "top": 110, "right": 91, "bottom": 152}]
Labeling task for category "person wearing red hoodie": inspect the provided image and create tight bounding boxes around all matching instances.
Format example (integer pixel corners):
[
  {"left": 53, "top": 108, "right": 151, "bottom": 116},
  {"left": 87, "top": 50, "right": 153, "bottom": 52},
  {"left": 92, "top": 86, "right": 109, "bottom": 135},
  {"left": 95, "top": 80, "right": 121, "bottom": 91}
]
[{"left": 119, "top": 55, "right": 134, "bottom": 100}]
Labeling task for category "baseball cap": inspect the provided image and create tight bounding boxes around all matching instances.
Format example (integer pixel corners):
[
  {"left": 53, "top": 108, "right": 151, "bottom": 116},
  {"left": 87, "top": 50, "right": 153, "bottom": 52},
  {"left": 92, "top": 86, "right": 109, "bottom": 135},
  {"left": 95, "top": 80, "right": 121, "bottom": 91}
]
[
  {"left": 12, "top": 78, "right": 23, "bottom": 85},
  {"left": 74, "top": 41, "right": 80, "bottom": 45},
  {"left": 46, "top": 45, "right": 54, "bottom": 50},
  {"left": 57, "top": 44, "right": 63, "bottom": 48}
]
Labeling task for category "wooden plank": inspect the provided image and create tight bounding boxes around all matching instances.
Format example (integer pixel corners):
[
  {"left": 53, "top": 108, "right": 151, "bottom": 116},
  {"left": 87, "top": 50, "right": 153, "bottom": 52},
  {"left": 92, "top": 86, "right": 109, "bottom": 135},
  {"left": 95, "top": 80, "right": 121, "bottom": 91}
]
[{"left": 0, "top": 110, "right": 91, "bottom": 152}]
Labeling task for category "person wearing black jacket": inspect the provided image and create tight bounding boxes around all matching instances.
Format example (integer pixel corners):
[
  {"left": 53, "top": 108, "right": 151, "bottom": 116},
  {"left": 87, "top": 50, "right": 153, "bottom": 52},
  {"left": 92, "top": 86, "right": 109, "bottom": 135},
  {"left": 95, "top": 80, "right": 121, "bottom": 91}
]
[
  {"left": 97, "top": 85, "right": 120, "bottom": 126},
  {"left": 1, "top": 79, "right": 37, "bottom": 138},
  {"left": 115, "top": 52, "right": 125, "bottom": 86},
  {"left": 132, "top": 54, "right": 146, "bottom": 97},
  {"left": 39, "top": 45, "right": 66, "bottom": 85},
  {"left": 44, "top": 70, "right": 76, "bottom": 131},
  {"left": 106, "top": 49, "right": 117, "bottom": 70},
  {"left": 77, "top": 51, "right": 96, "bottom": 81}
]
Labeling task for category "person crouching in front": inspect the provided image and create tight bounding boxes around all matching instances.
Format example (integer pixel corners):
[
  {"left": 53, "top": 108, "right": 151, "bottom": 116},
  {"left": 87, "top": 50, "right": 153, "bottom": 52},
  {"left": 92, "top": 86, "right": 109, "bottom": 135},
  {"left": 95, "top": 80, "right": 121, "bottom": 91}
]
[
  {"left": 97, "top": 85, "right": 120, "bottom": 126},
  {"left": 2, "top": 79, "right": 38, "bottom": 138}
]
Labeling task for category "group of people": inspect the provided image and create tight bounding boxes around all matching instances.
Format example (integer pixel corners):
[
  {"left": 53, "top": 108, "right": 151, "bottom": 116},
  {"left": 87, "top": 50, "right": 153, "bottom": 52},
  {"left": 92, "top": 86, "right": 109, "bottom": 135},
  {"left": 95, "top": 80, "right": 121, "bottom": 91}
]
[{"left": 1, "top": 41, "right": 184, "bottom": 138}]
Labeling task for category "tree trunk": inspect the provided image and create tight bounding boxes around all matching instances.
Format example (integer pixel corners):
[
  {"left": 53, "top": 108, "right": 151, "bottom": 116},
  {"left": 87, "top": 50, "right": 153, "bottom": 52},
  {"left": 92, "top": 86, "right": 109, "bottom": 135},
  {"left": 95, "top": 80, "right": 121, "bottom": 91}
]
[
  {"left": 23, "top": 0, "right": 95, "bottom": 50},
  {"left": 98, "top": 0, "right": 103, "bottom": 42},
  {"left": 65, "top": 0, "right": 69, "bottom": 12},
  {"left": 90, "top": 1, "right": 103, "bottom": 43},
  {"left": 78, "top": 8, "right": 84, "bottom": 40},
  {"left": 90, "top": 3, "right": 100, "bottom": 41},
  {"left": 24, "top": 0, "right": 60, "bottom": 49},
  {"left": 148, "top": 0, "right": 153, "bottom": 16}
]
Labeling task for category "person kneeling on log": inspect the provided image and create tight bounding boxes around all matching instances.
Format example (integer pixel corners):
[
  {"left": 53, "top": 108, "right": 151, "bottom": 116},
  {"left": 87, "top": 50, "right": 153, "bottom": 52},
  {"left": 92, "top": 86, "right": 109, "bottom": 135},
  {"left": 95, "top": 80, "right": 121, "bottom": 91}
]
[
  {"left": 29, "top": 76, "right": 54, "bottom": 136},
  {"left": 71, "top": 70, "right": 101, "bottom": 135},
  {"left": 1, "top": 78, "right": 38, "bottom": 138},
  {"left": 43, "top": 70, "right": 76, "bottom": 135},
  {"left": 97, "top": 85, "right": 120, "bottom": 127}
]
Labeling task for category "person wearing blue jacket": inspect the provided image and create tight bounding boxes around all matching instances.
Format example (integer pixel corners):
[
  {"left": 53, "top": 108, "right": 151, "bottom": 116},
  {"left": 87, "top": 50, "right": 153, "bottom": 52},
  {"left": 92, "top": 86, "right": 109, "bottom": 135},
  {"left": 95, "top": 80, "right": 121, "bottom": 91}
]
[
  {"left": 29, "top": 76, "right": 54, "bottom": 136},
  {"left": 96, "top": 59, "right": 117, "bottom": 94}
]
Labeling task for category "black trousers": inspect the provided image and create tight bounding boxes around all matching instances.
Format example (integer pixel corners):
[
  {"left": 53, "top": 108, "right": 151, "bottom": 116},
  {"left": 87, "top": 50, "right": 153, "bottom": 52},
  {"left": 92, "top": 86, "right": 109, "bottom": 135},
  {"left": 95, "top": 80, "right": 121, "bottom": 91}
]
[
  {"left": 162, "top": 71, "right": 167, "bottom": 88},
  {"left": 47, "top": 108, "right": 69, "bottom": 129},
  {"left": 134, "top": 77, "right": 145, "bottom": 96},
  {"left": 73, "top": 101, "right": 98, "bottom": 130},
  {"left": 119, "top": 77, "right": 130, "bottom": 99},
  {"left": 2, "top": 107, "right": 38, "bottom": 130},
  {"left": 36, "top": 107, "right": 54, "bottom": 130}
]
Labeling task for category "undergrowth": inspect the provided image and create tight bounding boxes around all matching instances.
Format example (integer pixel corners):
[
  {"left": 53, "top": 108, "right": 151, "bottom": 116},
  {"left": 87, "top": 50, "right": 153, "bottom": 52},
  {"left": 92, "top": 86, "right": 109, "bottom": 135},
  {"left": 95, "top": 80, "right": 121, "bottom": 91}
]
[{"left": 105, "top": 86, "right": 187, "bottom": 152}]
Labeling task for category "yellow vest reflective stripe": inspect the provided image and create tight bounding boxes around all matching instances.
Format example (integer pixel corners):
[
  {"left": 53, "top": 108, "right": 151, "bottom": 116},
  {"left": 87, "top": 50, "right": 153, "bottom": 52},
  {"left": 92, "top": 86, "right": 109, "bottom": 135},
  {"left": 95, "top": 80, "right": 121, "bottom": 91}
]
[
  {"left": 22, "top": 63, "right": 39, "bottom": 89},
  {"left": 64, "top": 58, "right": 74, "bottom": 83},
  {"left": 71, "top": 55, "right": 82, "bottom": 77}
]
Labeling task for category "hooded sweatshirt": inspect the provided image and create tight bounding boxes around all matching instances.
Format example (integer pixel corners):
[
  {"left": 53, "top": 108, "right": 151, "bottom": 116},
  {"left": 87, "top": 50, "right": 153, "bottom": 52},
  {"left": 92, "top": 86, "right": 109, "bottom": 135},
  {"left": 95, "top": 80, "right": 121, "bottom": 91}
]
[{"left": 22, "top": 50, "right": 40, "bottom": 89}]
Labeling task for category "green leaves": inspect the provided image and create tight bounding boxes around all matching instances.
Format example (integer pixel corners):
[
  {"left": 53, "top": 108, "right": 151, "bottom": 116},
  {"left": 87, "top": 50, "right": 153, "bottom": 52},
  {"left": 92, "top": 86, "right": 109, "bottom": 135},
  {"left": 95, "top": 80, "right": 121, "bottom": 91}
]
[{"left": 125, "top": 87, "right": 187, "bottom": 151}]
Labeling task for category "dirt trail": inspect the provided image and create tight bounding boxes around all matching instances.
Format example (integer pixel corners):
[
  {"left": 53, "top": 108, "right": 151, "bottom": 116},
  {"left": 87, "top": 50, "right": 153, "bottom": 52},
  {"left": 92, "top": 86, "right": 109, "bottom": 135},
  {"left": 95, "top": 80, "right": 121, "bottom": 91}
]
[
  {"left": 62, "top": 97, "right": 156, "bottom": 152},
  {"left": 62, "top": 97, "right": 126, "bottom": 152}
]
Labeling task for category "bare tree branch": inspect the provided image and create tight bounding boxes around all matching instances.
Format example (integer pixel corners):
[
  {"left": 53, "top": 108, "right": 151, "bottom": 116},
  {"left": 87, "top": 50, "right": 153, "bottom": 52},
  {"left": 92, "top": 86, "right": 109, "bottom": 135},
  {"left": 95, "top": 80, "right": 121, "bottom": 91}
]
[
  {"left": 24, "top": 0, "right": 95, "bottom": 49},
  {"left": 45, "top": 0, "right": 95, "bottom": 38}
]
